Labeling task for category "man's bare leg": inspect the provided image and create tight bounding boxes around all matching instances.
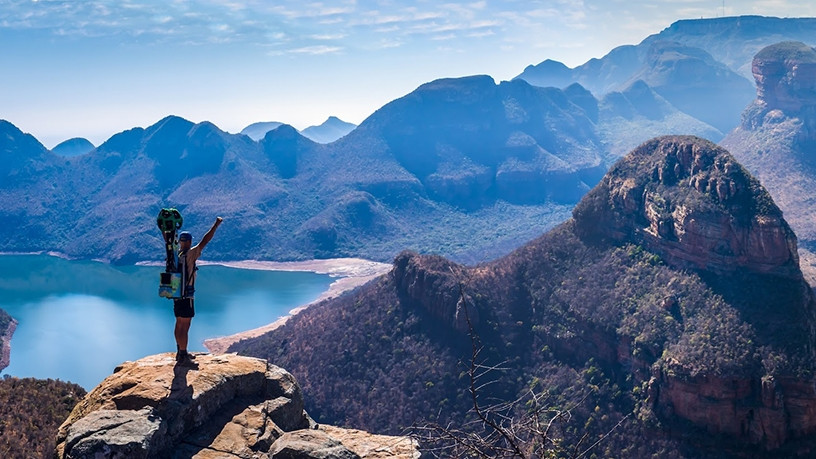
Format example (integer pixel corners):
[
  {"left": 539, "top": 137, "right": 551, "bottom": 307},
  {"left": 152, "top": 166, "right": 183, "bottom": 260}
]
[{"left": 175, "top": 317, "right": 192, "bottom": 354}]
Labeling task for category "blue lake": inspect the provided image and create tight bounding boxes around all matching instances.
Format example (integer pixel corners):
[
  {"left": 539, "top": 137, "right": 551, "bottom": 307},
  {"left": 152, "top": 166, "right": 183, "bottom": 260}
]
[{"left": 0, "top": 255, "right": 333, "bottom": 389}]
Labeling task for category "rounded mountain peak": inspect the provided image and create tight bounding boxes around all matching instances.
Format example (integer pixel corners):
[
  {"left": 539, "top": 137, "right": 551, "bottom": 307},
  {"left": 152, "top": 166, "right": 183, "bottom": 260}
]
[{"left": 573, "top": 135, "right": 799, "bottom": 276}]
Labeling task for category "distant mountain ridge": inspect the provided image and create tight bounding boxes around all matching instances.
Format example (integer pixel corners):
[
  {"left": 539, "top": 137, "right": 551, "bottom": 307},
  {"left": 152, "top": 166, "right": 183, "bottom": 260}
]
[
  {"left": 240, "top": 121, "right": 283, "bottom": 141},
  {"left": 2, "top": 16, "right": 813, "bottom": 266},
  {"left": 0, "top": 76, "right": 609, "bottom": 264},
  {"left": 516, "top": 16, "right": 816, "bottom": 139},
  {"left": 240, "top": 117, "right": 357, "bottom": 143},
  {"left": 51, "top": 137, "right": 95, "bottom": 157},
  {"left": 301, "top": 116, "right": 357, "bottom": 143}
]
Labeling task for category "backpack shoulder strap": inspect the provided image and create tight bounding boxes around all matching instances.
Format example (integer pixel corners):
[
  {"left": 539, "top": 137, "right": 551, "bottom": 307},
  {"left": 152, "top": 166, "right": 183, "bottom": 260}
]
[{"left": 178, "top": 250, "right": 193, "bottom": 297}]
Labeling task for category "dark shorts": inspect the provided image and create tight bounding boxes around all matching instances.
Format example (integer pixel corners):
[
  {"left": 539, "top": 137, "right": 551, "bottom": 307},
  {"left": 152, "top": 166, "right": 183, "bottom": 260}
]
[{"left": 173, "top": 298, "right": 195, "bottom": 318}]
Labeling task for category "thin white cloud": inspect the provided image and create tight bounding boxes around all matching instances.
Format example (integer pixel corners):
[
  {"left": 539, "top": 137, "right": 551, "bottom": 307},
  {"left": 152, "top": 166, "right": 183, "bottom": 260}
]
[
  {"left": 432, "top": 33, "right": 457, "bottom": 41},
  {"left": 309, "top": 33, "right": 347, "bottom": 40},
  {"left": 375, "top": 37, "right": 403, "bottom": 48},
  {"left": 288, "top": 45, "right": 343, "bottom": 55}
]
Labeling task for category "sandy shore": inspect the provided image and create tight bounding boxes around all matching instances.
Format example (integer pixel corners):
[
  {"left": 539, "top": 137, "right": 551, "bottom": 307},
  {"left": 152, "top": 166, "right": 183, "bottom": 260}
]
[
  {"left": 0, "top": 319, "right": 18, "bottom": 372},
  {"left": 202, "top": 258, "right": 391, "bottom": 354}
]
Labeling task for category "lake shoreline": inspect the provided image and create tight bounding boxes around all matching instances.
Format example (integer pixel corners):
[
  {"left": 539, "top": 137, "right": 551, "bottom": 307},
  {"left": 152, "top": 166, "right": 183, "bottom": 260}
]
[
  {"left": 202, "top": 258, "right": 391, "bottom": 353},
  {"left": 0, "top": 319, "right": 18, "bottom": 372},
  {"left": 0, "top": 253, "right": 392, "bottom": 366}
]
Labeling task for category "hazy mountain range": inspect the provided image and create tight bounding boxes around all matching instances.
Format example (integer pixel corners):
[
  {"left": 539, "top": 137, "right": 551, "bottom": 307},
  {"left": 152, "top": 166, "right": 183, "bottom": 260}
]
[
  {"left": 0, "top": 76, "right": 610, "bottom": 264},
  {"left": 240, "top": 116, "right": 356, "bottom": 143},
  {"left": 517, "top": 15, "right": 816, "bottom": 139}
]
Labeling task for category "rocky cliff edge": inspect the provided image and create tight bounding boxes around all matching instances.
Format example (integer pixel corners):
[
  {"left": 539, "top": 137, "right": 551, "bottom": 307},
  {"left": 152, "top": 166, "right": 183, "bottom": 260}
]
[{"left": 55, "top": 353, "right": 419, "bottom": 458}]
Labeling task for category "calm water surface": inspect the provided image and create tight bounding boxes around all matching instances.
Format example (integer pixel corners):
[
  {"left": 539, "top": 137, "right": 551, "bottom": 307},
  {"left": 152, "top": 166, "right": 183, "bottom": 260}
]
[{"left": 0, "top": 255, "right": 333, "bottom": 389}]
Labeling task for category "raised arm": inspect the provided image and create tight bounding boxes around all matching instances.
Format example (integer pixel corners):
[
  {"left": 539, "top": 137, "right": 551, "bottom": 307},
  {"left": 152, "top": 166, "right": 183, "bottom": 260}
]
[{"left": 196, "top": 217, "right": 223, "bottom": 251}]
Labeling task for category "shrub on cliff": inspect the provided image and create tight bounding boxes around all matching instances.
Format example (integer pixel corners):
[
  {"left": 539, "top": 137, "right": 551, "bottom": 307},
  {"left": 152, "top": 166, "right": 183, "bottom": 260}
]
[{"left": 0, "top": 377, "right": 85, "bottom": 458}]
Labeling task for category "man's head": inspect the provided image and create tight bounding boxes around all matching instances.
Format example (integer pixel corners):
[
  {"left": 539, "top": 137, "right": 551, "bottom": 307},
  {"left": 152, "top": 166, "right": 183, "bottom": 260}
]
[{"left": 179, "top": 232, "right": 192, "bottom": 249}]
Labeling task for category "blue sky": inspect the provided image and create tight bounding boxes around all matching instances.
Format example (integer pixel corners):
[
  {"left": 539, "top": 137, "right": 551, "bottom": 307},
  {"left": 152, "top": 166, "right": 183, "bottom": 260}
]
[{"left": 1, "top": 0, "right": 814, "bottom": 148}]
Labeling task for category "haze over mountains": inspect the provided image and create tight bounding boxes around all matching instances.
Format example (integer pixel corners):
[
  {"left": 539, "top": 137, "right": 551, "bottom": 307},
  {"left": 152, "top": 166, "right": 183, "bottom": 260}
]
[
  {"left": 2, "top": 16, "right": 814, "bottom": 268},
  {"left": 240, "top": 116, "right": 357, "bottom": 143},
  {"left": 0, "top": 75, "right": 608, "bottom": 264},
  {"left": 517, "top": 16, "right": 816, "bottom": 146}
]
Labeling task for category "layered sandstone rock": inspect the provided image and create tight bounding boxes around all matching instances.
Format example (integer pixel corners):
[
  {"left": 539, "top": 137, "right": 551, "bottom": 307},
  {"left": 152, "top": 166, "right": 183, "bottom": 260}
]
[
  {"left": 648, "top": 368, "right": 816, "bottom": 450},
  {"left": 573, "top": 135, "right": 800, "bottom": 277},
  {"left": 55, "top": 353, "right": 419, "bottom": 458}
]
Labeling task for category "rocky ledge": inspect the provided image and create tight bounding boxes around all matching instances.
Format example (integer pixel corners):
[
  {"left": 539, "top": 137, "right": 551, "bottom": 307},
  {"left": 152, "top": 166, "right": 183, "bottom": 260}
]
[{"left": 55, "top": 353, "right": 419, "bottom": 458}]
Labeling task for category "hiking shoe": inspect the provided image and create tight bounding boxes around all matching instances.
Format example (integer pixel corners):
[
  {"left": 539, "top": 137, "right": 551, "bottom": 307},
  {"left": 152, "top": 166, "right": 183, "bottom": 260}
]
[
  {"left": 176, "top": 350, "right": 196, "bottom": 361},
  {"left": 175, "top": 352, "right": 198, "bottom": 368}
]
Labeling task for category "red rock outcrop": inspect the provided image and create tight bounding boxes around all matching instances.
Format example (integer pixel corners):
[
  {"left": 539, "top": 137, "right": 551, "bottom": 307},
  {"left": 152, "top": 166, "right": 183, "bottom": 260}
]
[
  {"left": 573, "top": 135, "right": 800, "bottom": 277},
  {"left": 649, "top": 369, "right": 816, "bottom": 450}
]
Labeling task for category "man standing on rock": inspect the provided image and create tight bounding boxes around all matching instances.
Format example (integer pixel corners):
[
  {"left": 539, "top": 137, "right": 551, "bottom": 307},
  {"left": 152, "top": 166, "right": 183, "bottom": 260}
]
[{"left": 174, "top": 217, "right": 223, "bottom": 365}]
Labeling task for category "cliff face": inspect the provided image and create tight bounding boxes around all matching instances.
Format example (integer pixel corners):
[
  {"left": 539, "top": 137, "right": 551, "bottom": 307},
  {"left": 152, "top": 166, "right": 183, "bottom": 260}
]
[
  {"left": 55, "top": 353, "right": 419, "bottom": 458},
  {"left": 0, "top": 317, "right": 16, "bottom": 372},
  {"left": 752, "top": 42, "right": 816, "bottom": 116},
  {"left": 741, "top": 41, "right": 816, "bottom": 144},
  {"left": 391, "top": 252, "right": 478, "bottom": 332},
  {"left": 573, "top": 135, "right": 799, "bottom": 277}
]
